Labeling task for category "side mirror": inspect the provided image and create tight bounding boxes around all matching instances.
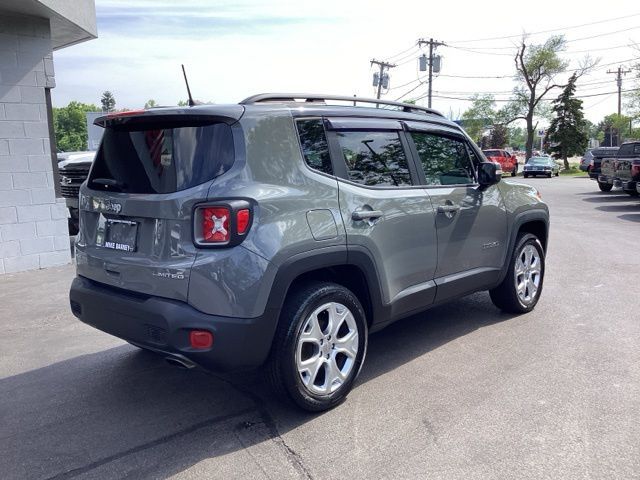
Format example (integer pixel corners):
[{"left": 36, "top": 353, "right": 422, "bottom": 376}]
[{"left": 478, "top": 162, "right": 502, "bottom": 187}]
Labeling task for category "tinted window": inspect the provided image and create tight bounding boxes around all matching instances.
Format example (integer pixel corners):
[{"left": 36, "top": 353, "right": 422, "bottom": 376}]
[
  {"left": 618, "top": 143, "right": 640, "bottom": 156},
  {"left": 90, "top": 122, "right": 234, "bottom": 194},
  {"left": 336, "top": 131, "right": 412, "bottom": 187},
  {"left": 483, "top": 150, "right": 501, "bottom": 156},
  {"left": 295, "top": 119, "right": 332, "bottom": 175},
  {"left": 411, "top": 132, "right": 475, "bottom": 185}
]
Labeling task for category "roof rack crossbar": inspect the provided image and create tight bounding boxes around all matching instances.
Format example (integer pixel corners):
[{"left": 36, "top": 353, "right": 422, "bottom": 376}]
[{"left": 240, "top": 93, "right": 444, "bottom": 117}]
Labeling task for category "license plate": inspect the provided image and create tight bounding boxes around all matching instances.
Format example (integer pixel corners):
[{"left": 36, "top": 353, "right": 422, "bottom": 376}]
[{"left": 96, "top": 217, "right": 138, "bottom": 252}]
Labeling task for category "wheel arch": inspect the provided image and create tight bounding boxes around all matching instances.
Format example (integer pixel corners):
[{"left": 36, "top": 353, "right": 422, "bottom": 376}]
[
  {"left": 265, "top": 247, "right": 385, "bottom": 331},
  {"left": 495, "top": 210, "right": 549, "bottom": 285}
]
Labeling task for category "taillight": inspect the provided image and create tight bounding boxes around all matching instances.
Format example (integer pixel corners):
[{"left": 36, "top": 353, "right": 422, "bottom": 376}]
[
  {"left": 202, "top": 207, "right": 230, "bottom": 243},
  {"left": 194, "top": 200, "right": 253, "bottom": 247},
  {"left": 236, "top": 209, "right": 251, "bottom": 235}
]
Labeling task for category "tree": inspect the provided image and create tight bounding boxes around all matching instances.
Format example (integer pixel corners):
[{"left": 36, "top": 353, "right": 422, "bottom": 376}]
[
  {"left": 53, "top": 101, "right": 99, "bottom": 151},
  {"left": 101, "top": 91, "right": 116, "bottom": 112},
  {"left": 144, "top": 99, "right": 158, "bottom": 109},
  {"left": 489, "top": 124, "right": 509, "bottom": 149},
  {"left": 460, "top": 94, "right": 496, "bottom": 144},
  {"left": 507, "top": 36, "right": 570, "bottom": 160},
  {"left": 546, "top": 73, "right": 588, "bottom": 169},
  {"left": 177, "top": 100, "right": 189, "bottom": 106}
]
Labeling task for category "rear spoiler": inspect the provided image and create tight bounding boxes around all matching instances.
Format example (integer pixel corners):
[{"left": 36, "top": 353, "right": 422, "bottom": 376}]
[{"left": 94, "top": 105, "right": 245, "bottom": 128}]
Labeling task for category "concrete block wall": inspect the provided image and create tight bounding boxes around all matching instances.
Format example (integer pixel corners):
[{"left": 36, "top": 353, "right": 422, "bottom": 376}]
[{"left": 0, "top": 14, "right": 70, "bottom": 274}]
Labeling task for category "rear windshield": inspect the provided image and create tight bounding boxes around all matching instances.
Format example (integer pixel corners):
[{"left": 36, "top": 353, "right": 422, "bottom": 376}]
[
  {"left": 89, "top": 122, "right": 234, "bottom": 193},
  {"left": 483, "top": 150, "right": 501, "bottom": 156},
  {"left": 527, "top": 158, "right": 551, "bottom": 165}
]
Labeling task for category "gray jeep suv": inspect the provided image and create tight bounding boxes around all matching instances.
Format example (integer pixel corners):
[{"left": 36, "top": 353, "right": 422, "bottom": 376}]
[{"left": 69, "top": 94, "right": 549, "bottom": 411}]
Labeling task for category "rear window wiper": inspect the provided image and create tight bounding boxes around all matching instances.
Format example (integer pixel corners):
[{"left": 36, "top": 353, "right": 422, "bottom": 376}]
[{"left": 91, "top": 178, "right": 126, "bottom": 191}]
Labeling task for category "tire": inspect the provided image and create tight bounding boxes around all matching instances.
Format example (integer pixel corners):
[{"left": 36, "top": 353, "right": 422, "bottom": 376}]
[
  {"left": 547, "top": 173, "right": 552, "bottom": 178},
  {"left": 623, "top": 189, "right": 639, "bottom": 197},
  {"left": 266, "top": 281, "right": 368, "bottom": 412},
  {"left": 511, "top": 166, "right": 517, "bottom": 177},
  {"left": 523, "top": 174, "right": 529, "bottom": 178},
  {"left": 555, "top": 171, "right": 559, "bottom": 176},
  {"left": 598, "top": 182, "right": 613, "bottom": 192},
  {"left": 490, "top": 233, "right": 545, "bottom": 314}
]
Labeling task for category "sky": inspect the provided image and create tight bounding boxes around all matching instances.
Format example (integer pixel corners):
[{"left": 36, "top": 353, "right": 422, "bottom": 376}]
[{"left": 51, "top": 0, "right": 640, "bottom": 125}]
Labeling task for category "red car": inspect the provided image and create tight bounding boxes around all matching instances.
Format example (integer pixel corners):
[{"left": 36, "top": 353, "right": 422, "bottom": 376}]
[{"left": 482, "top": 149, "right": 518, "bottom": 177}]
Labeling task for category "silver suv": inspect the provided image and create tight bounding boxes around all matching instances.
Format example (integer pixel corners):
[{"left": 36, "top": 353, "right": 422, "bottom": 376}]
[{"left": 69, "top": 94, "right": 549, "bottom": 411}]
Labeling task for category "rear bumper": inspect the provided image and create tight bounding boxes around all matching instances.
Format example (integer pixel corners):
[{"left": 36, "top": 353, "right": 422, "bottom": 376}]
[
  {"left": 622, "top": 180, "right": 637, "bottom": 191},
  {"left": 69, "top": 276, "right": 279, "bottom": 371}
]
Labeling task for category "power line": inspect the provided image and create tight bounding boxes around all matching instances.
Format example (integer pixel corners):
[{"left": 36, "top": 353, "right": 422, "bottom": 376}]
[
  {"left": 416, "top": 87, "right": 640, "bottom": 103},
  {"left": 447, "top": 12, "right": 640, "bottom": 44}
]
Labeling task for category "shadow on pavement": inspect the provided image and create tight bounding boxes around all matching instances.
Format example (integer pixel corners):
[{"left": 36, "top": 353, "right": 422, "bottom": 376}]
[
  {"left": 595, "top": 203, "right": 640, "bottom": 213},
  {"left": 580, "top": 192, "right": 634, "bottom": 203},
  {"left": 617, "top": 213, "right": 640, "bottom": 223},
  {"left": 0, "top": 293, "right": 513, "bottom": 480}
]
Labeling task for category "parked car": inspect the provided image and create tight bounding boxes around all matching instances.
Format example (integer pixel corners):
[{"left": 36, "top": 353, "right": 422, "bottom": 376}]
[
  {"left": 523, "top": 156, "right": 560, "bottom": 178},
  {"left": 57, "top": 151, "right": 95, "bottom": 234},
  {"left": 482, "top": 149, "right": 518, "bottom": 176},
  {"left": 588, "top": 147, "right": 619, "bottom": 190},
  {"left": 69, "top": 93, "right": 549, "bottom": 411},
  {"left": 579, "top": 149, "right": 594, "bottom": 172},
  {"left": 611, "top": 141, "right": 640, "bottom": 196}
]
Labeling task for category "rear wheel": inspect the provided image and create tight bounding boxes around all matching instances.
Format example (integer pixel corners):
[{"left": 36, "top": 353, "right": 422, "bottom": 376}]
[
  {"left": 598, "top": 182, "right": 613, "bottom": 192},
  {"left": 490, "top": 233, "right": 545, "bottom": 314},
  {"left": 547, "top": 173, "right": 552, "bottom": 178},
  {"left": 511, "top": 165, "right": 517, "bottom": 177},
  {"left": 623, "top": 189, "right": 639, "bottom": 197},
  {"left": 523, "top": 173, "right": 529, "bottom": 178},
  {"left": 266, "top": 281, "right": 368, "bottom": 411}
]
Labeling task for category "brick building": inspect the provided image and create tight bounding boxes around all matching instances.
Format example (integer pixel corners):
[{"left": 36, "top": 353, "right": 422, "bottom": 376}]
[{"left": 0, "top": 0, "right": 97, "bottom": 274}]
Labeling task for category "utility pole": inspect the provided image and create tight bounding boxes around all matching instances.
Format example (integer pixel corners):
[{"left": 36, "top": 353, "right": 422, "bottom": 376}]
[
  {"left": 417, "top": 38, "right": 446, "bottom": 108},
  {"left": 370, "top": 59, "right": 396, "bottom": 101},
  {"left": 607, "top": 65, "right": 631, "bottom": 116}
]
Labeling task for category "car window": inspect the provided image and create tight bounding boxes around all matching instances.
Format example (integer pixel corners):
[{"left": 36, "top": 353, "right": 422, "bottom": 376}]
[
  {"left": 295, "top": 119, "right": 333, "bottom": 175},
  {"left": 411, "top": 132, "right": 475, "bottom": 186},
  {"left": 483, "top": 150, "right": 500, "bottom": 156},
  {"left": 335, "top": 131, "right": 412, "bottom": 187}
]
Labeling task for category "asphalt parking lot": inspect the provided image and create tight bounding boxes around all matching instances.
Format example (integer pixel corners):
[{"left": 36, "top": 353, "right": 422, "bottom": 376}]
[{"left": 1, "top": 175, "right": 639, "bottom": 480}]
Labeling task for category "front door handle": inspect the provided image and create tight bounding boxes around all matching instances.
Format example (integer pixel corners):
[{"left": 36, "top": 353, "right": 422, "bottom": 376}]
[
  {"left": 437, "top": 204, "right": 460, "bottom": 219},
  {"left": 437, "top": 205, "right": 460, "bottom": 214},
  {"left": 352, "top": 210, "right": 384, "bottom": 221}
]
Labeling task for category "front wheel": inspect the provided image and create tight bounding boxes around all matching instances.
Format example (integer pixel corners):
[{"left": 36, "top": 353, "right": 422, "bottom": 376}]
[
  {"left": 511, "top": 166, "right": 517, "bottom": 177},
  {"left": 523, "top": 174, "right": 529, "bottom": 178},
  {"left": 598, "top": 182, "right": 613, "bottom": 192},
  {"left": 490, "top": 233, "right": 545, "bottom": 314},
  {"left": 266, "top": 281, "right": 368, "bottom": 411}
]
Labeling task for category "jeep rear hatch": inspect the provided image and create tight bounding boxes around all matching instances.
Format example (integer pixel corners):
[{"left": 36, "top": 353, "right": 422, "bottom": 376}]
[{"left": 76, "top": 107, "right": 242, "bottom": 302}]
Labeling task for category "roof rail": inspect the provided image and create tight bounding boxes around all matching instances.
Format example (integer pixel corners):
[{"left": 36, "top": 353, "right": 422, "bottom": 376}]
[{"left": 240, "top": 93, "right": 445, "bottom": 117}]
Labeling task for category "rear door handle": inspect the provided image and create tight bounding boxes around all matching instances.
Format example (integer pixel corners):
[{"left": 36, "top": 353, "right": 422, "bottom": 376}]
[{"left": 352, "top": 210, "right": 384, "bottom": 221}]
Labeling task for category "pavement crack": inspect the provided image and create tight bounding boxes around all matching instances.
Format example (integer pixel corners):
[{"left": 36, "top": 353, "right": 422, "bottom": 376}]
[
  {"left": 44, "top": 407, "right": 255, "bottom": 480},
  {"left": 206, "top": 372, "right": 315, "bottom": 480}
]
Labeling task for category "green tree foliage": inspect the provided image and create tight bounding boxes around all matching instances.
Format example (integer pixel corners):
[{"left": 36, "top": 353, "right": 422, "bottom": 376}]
[
  {"left": 101, "top": 91, "right": 116, "bottom": 112},
  {"left": 546, "top": 73, "right": 588, "bottom": 169},
  {"left": 509, "top": 126, "right": 526, "bottom": 150},
  {"left": 506, "top": 36, "right": 570, "bottom": 159},
  {"left": 144, "top": 99, "right": 158, "bottom": 109},
  {"left": 461, "top": 94, "right": 496, "bottom": 144},
  {"left": 489, "top": 124, "right": 509, "bottom": 148},
  {"left": 596, "top": 113, "right": 640, "bottom": 146},
  {"left": 177, "top": 100, "right": 189, "bottom": 106},
  {"left": 53, "top": 101, "right": 99, "bottom": 151}
]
